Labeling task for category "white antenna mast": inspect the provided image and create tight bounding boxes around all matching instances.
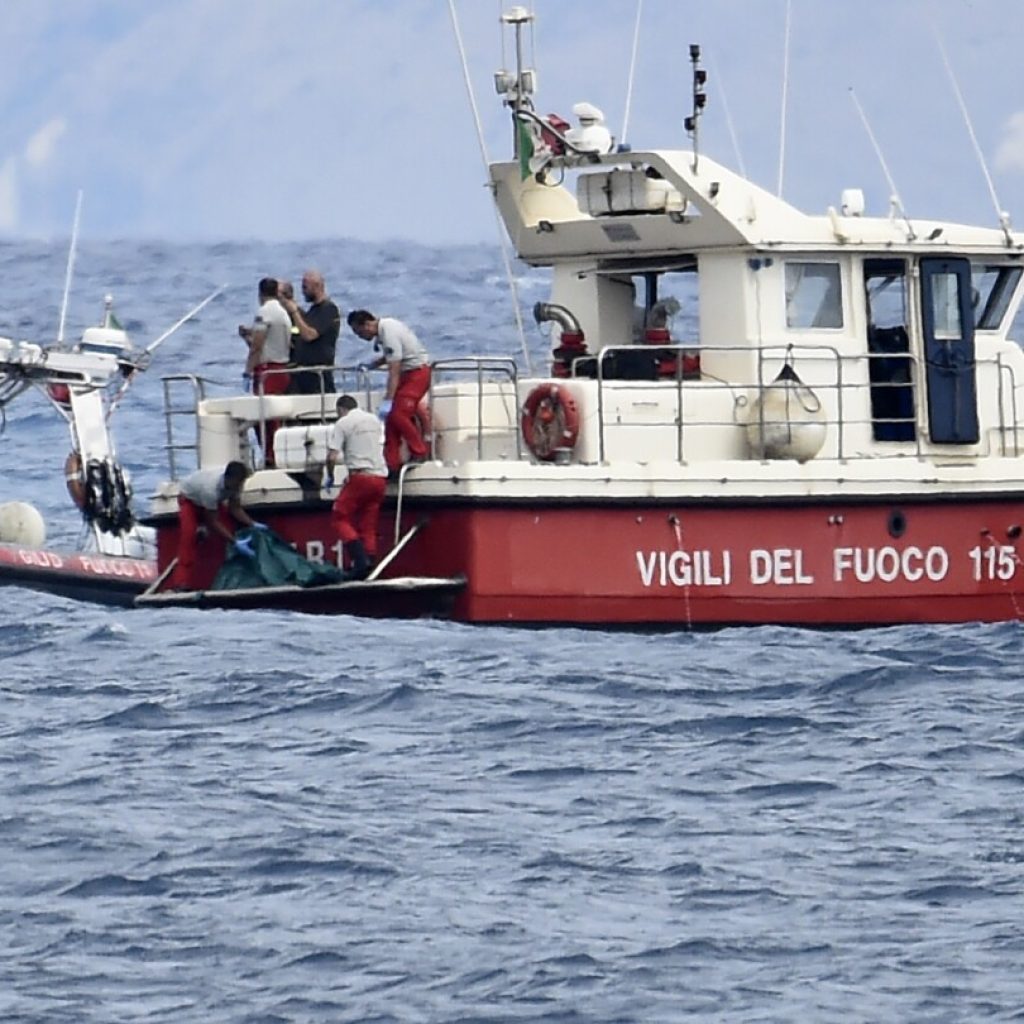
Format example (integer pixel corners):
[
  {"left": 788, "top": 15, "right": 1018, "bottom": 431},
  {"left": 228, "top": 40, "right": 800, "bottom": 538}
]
[
  {"left": 620, "top": 0, "right": 644, "bottom": 146},
  {"left": 709, "top": 56, "right": 747, "bottom": 178},
  {"left": 447, "top": 0, "right": 533, "bottom": 373},
  {"left": 849, "top": 88, "right": 915, "bottom": 241},
  {"left": 776, "top": 0, "right": 792, "bottom": 196},
  {"left": 57, "top": 190, "right": 83, "bottom": 346},
  {"left": 932, "top": 24, "right": 1014, "bottom": 246}
]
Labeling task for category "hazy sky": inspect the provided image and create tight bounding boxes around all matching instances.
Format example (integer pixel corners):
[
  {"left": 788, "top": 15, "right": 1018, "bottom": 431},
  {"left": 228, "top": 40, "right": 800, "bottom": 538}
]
[{"left": 1, "top": 0, "right": 1022, "bottom": 245}]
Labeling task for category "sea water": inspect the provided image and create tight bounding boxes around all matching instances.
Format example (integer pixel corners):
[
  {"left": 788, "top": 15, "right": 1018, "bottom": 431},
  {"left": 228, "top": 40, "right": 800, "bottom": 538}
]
[{"left": 1, "top": 240, "right": 1023, "bottom": 1022}]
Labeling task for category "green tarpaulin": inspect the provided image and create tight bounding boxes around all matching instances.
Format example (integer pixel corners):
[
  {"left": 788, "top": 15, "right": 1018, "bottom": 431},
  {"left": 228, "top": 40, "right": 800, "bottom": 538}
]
[{"left": 212, "top": 528, "right": 345, "bottom": 591}]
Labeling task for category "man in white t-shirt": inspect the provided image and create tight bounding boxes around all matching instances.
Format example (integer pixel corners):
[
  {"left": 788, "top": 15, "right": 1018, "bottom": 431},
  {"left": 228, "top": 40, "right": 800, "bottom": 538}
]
[
  {"left": 239, "top": 277, "right": 292, "bottom": 394},
  {"left": 238, "top": 277, "right": 293, "bottom": 464},
  {"left": 168, "top": 461, "right": 268, "bottom": 591},
  {"left": 324, "top": 395, "right": 388, "bottom": 580},
  {"left": 347, "top": 309, "right": 431, "bottom": 473}
]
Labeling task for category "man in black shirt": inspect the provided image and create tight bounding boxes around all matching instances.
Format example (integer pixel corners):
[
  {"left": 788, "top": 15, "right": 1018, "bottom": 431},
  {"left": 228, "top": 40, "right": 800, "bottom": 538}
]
[{"left": 280, "top": 269, "right": 341, "bottom": 394}]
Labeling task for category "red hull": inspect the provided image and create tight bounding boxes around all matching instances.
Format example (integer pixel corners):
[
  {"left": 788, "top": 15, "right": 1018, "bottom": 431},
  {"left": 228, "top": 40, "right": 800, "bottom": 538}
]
[
  {"left": 0, "top": 543, "right": 157, "bottom": 608},
  {"left": 151, "top": 496, "right": 1024, "bottom": 626}
]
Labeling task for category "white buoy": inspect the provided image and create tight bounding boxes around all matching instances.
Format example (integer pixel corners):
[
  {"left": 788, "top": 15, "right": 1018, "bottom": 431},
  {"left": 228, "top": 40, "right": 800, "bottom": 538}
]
[
  {"left": 0, "top": 501, "right": 47, "bottom": 547},
  {"left": 745, "top": 364, "right": 827, "bottom": 462}
]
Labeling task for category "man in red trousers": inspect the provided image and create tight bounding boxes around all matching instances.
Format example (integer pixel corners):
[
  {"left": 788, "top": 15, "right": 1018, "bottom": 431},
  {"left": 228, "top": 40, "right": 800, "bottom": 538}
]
[
  {"left": 347, "top": 309, "right": 430, "bottom": 473},
  {"left": 324, "top": 395, "right": 388, "bottom": 580},
  {"left": 169, "top": 461, "right": 267, "bottom": 590}
]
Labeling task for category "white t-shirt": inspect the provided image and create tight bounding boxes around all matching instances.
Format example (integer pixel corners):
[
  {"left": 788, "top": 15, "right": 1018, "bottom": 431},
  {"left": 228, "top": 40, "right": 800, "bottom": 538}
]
[
  {"left": 180, "top": 468, "right": 227, "bottom": 510},
  {"left": 328, "top": 407, "right": 387, "bottom": 476},
  {"left": 252, "top": 298, "right": 293, "bottom": 365},
  {"left": 378, "top": 317, "right": 428, "bottom": 372}
]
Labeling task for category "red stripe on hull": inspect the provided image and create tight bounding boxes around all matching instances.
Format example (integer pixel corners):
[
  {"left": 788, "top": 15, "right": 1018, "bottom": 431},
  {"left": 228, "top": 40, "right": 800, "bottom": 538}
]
[{"left": 154, "top": 497, "right": 1024, "bottom": 625}]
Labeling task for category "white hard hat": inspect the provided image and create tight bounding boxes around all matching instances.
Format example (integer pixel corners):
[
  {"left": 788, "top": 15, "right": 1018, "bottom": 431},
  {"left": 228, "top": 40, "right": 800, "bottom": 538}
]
[{"left": 573, "top": 101, "right": 605, "bottom": 124}]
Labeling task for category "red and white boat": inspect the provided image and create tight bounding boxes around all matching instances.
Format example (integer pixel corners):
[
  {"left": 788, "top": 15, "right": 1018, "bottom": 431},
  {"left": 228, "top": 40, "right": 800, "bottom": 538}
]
[
  {"left": 0, "top": 303, "right": 159, "bottom": 606},
  {"left": 138, "top": 9, "right": 1024, "bottom": 626},
  {"left": 10, "top": 7, "right": 1024, "bottom": 626}
]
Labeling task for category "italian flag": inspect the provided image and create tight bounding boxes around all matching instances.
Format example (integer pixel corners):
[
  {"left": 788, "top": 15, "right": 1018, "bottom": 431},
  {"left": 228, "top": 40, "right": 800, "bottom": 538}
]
[{"left": 518, "top": 118, "right": 534, "bottom": 181}]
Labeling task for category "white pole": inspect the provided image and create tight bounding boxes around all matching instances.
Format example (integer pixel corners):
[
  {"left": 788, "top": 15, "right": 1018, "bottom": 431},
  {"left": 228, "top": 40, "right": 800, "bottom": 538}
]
[
  {"left": 621, "top": 0, "right": 644, "bottom": 146},
  {"left": 57, "top": 190, "right": 83, "bottom": 346},
  {"left": 448, "top": 0, "right": 533, "bottom": 373},
  {"left": 776, "top": 0, "right": 792, "bottom": 197}
]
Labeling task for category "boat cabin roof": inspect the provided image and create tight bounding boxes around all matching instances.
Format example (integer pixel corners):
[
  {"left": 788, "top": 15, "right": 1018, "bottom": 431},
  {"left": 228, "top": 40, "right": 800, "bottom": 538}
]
[{"left": 491, "top": 149, "right": 1024, "bottom": 265}]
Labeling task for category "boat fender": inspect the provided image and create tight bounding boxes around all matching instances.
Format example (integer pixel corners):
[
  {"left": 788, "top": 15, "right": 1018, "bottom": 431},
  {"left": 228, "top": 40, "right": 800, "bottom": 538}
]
[{"left": 521, "top": 383, "right": 580, "bottom": 461}]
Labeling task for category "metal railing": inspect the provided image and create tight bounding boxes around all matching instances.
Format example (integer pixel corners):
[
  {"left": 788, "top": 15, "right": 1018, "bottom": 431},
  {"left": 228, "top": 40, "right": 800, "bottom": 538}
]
[
  {"left": 428, "top": 357, "right": 522, "bottom": 461},
  {"left": 160, "top": 374, "right": 208, "bottom": 479},
  {"left": 579, "top": 341, "right": 1015, "bottom": 464}
]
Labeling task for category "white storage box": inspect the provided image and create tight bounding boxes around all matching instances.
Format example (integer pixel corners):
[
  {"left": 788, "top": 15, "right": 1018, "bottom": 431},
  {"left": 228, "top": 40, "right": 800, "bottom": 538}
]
[
  {"left": 577, "top": 169, "right": 684, "bottom": 217},
  {"left": 273, "top": 424, "right": 334, "bottom": 472}
]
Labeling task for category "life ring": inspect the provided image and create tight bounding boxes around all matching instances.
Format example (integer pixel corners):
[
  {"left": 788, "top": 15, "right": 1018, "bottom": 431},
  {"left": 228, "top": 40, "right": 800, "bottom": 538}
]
[
  {"left": 521, "top": 383, "right": 579, "bottom": 460},
  {"left": 65, "top": 452, "right": 87, "bottom": 510}
]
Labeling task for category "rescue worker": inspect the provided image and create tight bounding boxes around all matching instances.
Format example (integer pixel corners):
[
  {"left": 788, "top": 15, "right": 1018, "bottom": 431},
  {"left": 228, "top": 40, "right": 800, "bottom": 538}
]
[
  {"left": 168, "top": 461, "right": 267, "bottom": 591},
  {"left": 324, "top": 395, "right": 387, "bottom": 580},
  {"left": 239, "top": 277, "right": 292, "bottom": 465},
  {"left": 347, "top": 309, "right": 430, "bottom": 473}
]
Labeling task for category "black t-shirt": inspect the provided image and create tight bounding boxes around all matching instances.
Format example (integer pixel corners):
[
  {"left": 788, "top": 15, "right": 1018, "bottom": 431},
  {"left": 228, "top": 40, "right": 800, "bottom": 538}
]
[{"left": 294, "top": 299, "right": 340, "bottom": 368}]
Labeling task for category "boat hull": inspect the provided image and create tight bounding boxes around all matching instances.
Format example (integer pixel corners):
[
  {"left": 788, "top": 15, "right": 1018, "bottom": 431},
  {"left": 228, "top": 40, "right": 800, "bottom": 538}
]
[
  {"left": 151, "top": 494, "right": 1024, "bottom": 626},
  {"left": 0, "top": 543, "right": 157, "bottom": 608}
]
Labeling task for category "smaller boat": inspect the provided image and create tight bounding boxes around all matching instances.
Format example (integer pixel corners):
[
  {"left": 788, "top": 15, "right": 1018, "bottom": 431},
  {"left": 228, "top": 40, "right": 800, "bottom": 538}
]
[{"left": 134, "top": 574, "right": 466, "bottom": 616}]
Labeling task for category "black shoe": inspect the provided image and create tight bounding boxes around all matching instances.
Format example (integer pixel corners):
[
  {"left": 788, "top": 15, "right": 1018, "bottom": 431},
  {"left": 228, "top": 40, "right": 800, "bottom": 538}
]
[{"left": 344, "top": 539, "right": 370, "bottom": 579}]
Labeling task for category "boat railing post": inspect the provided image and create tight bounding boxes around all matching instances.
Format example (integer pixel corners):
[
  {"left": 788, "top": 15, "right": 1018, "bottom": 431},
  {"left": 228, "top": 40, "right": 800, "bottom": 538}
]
[
  {"left": 476, "top": 360, "right": 484, "bottom": 461},
  {"left": 831, "top": 344, "right": 845, "bottom": 461},
  {"left": 512, "top": 360, "right": 522, "bottom": 460},
  {"left": 675, "top": 345, "right": 685, "bottom": 465},
  {"left": 596, "top": 349, "right": 607, "bottom": 464},
  {"left": 428, "top": 369, "right": 436, "bottom": 460},
  {"left": 996, "top": 354, "right": 1009, "bottom": 456}
]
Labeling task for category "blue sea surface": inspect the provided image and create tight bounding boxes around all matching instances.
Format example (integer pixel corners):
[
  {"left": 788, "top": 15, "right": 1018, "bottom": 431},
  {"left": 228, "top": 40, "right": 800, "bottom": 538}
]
[{"left": 2, "top": 240, "right": 1024, "bottom": 1022}]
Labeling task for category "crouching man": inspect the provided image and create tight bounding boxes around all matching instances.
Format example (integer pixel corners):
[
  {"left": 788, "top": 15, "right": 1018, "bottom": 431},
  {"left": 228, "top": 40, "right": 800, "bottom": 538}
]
[
  {"left": 324, "top": 395, "right": 388, "bottom": 580},
  {"left": 169, "top": 461, "right": 267, "bottom": 590}
]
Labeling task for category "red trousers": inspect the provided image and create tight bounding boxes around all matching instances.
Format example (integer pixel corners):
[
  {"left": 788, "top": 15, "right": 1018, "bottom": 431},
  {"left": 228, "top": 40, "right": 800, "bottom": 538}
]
[
  {"left": 169, "top": 496, "right": 235, "bottom": 591},
  {"left": 384, "top": 365, "right": 431, "bottom": 471},
  {"left": 253, "top": 363, "right": 290, "bottom": 466},
  {"left": 330, "top": 472, "right": 387, "bottom": 559}
]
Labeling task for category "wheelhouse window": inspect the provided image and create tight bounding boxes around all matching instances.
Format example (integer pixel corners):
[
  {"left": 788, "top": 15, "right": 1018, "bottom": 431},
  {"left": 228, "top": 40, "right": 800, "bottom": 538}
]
[
  {"left": 928, "top": 271, "right": 964, "bottom": 339},
  {"left": 971, "top": 265, "right": 1022, "bottom": 330},
  {"left": 785, "top": 262, "right": 843, "bottom": 329}
]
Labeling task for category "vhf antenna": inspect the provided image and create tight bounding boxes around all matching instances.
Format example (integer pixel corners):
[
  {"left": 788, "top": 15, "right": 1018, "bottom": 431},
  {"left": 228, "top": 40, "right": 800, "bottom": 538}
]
[
  {"left": 932, "top": 24, "right": 1015, "bottom": 247},
  {"left": 849, "top": 88, "right": 916, "bottom": 241},
  {"left": 684, "top": 45, "right": 708, "bottom": 173}
]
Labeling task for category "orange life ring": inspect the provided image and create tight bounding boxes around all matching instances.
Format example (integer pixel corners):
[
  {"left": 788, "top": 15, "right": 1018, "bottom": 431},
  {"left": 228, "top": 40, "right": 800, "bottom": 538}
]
[
  {"left": 521, "top": 383, "right": 580, "bottom": 460},
  {"left": 65, "top": 451, "right": 87, "bottom": 510}
]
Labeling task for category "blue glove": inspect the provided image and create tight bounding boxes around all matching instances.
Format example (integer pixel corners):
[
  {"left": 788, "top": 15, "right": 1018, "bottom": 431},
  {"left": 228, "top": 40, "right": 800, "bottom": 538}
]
[
  {"left": 243, "top": 373, "right": 253, "bottom": 390},
  {"left": 377, "top": 398, "right": 393, "bottom": 421},
  {"left": 251, "top": 522, "right": 270, "bottom": 532},
  {"left": 322, "top": 470, "right": 334, "bottom": 492},
  {"left": 233, "top": 536, "right": 255, "bottom": 558}
]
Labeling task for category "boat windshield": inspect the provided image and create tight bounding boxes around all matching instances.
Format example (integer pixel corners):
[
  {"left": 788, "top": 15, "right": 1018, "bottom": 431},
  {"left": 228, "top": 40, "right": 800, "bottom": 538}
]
[{"left": 971, "top": 265, "right": 1023, "bottom": 330}]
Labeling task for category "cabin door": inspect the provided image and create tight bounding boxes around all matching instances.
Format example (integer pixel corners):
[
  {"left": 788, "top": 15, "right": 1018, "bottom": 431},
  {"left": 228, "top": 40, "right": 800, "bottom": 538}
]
[
  {"left": 919, "top": 257, "right": 979, "bottom": 444},
  {"left": 865, "top": 259, "right": 914, "bottom": 441}
]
